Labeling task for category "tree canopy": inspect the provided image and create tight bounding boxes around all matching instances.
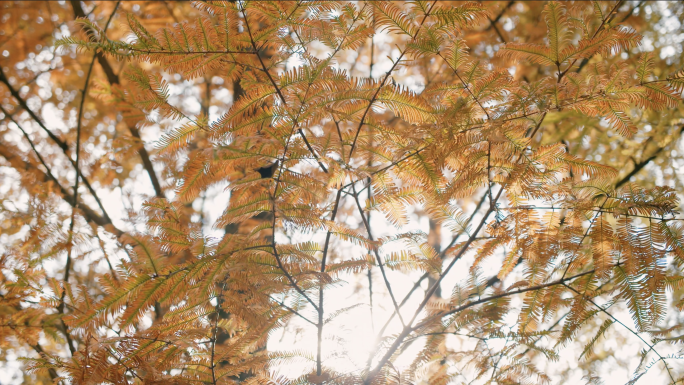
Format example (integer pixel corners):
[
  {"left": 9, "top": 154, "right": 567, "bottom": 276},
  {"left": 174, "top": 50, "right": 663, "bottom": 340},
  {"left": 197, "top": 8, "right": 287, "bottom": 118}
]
[{"left": 1, "top": 1, "right": 684, "bottom": 384}]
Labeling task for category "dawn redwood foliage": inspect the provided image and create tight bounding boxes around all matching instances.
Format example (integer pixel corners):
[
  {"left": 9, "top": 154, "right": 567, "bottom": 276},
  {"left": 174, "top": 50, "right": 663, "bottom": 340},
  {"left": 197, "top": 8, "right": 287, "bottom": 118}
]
[{"left": 1, "top": 1, "right": 684, "bottom": 384}]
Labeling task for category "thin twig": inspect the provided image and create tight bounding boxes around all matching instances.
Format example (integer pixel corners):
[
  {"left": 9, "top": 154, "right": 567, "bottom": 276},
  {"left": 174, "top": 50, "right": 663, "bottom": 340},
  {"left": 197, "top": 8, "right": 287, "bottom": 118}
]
[
  {"left": 0, "top": 66, "right": 112, "bottom": 223},
  {"left": 70, "top": 0, "right": 165, "bottom": 199},
  {"left": 350, "top": 183, "right": 406, "bottom": 327},
  {"left": 559, "top": 0, "right": 625, "bottom": 81},
  {"left": 437, "top": 51, "right": 491, "bottom": 121},
  {"left": 0, "top": 120, "right": 122, "bottom": 235},
  {"left": 348, "top": 1, "right": 437, "bottom": 160},
  {"left": 365, "top": 186, "right": 504, "bottom": 384},
  {"left": 564, "top": 283, "right": 676, "bottom": 383}
]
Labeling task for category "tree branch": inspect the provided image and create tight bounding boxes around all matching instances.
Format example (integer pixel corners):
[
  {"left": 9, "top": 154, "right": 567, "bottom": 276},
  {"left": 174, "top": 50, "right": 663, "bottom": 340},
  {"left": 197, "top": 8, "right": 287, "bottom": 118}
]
[
  {"left": 70, "top": 0, "right": 166, "bottom": 199},
  {"left": 350, "top": 183, "right": 406, "bottom": 327},
  {"left": 0, "top": 123, "right": 123, "bottom": 237},
  {"left": 365, "top": 186, "right": 504, "bottom": 384},
  {"left": 348, "top": 1, "right": 437, "bottom": 160},
  {"left": 615, "top": 125, "right": 683, "bottom": 188},
  {"left": 564, "top": 282, "right": 676, "bottom": 383},
  {"left": 0, "top": 67, "right": 113, "bottom": 222},
  {"left": 240, "top": 4, "right": 328, "bottom": 174}
]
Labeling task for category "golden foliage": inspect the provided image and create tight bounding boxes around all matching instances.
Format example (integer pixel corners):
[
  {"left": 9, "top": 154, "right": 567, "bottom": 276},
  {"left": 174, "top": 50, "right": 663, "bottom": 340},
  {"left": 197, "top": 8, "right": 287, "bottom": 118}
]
[{"left": 1, "top": 1, "right": 684, "bottom": 384}]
